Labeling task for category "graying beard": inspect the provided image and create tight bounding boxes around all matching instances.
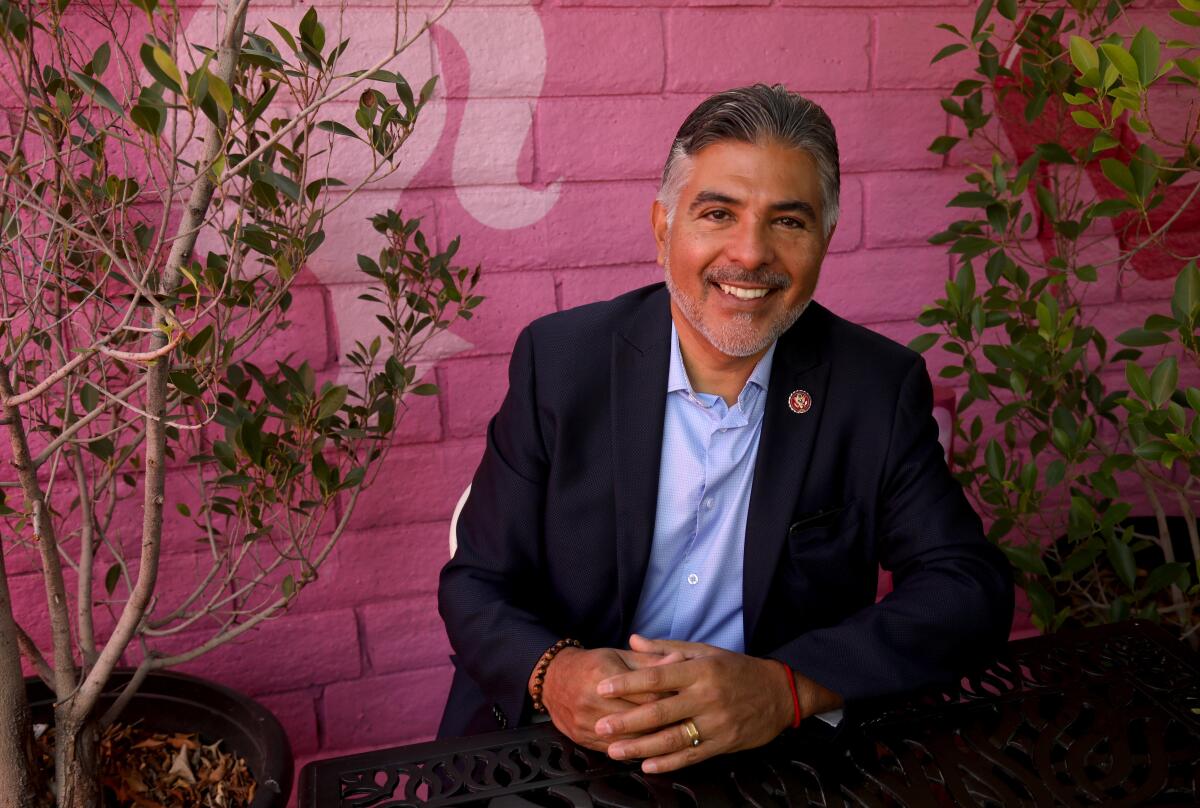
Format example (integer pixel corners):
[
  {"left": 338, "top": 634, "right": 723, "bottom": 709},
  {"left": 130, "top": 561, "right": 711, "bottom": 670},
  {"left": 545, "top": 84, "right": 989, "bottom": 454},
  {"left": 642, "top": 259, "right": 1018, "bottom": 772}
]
[{"left": 663, "top": 264, "right": 806, "bottom": 358}]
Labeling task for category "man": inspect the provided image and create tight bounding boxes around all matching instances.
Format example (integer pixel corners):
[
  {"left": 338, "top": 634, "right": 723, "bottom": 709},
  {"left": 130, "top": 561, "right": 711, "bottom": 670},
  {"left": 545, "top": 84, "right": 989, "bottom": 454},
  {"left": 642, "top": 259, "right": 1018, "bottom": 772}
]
[{"left": 437, "top": 84, "right": 1013, "bottom": 774}]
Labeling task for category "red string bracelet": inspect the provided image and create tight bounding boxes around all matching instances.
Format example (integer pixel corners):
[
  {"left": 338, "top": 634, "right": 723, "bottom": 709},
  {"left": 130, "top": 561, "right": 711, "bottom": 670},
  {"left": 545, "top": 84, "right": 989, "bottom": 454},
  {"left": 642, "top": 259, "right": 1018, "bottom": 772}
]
[{"left": 776, "top": 659, "right": 802, "bottom": 729}]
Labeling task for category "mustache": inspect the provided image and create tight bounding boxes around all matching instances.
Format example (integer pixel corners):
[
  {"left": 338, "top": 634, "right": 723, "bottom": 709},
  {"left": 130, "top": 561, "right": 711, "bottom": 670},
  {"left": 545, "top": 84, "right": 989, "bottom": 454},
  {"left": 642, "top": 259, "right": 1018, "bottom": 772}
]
[{"left": 702, "top": 266, "right": 792, "bottom": 289}]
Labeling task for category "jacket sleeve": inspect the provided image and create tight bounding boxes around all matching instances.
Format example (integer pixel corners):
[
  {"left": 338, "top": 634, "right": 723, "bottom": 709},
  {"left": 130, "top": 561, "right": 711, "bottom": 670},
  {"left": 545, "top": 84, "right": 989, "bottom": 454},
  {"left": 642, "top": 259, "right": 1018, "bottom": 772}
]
[
  {"left": 768, "top": 356, "right": 1014, "bottom": 704},
  {"left": 437, "top": 326, "right": 559, "bottom": 729}
]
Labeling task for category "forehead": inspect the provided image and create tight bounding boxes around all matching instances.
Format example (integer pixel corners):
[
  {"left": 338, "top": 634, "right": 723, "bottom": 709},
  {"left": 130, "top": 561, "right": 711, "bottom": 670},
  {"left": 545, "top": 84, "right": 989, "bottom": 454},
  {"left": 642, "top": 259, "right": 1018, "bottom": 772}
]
[{"left": 681, "top": 139, "right": 821, "bottom": 201}]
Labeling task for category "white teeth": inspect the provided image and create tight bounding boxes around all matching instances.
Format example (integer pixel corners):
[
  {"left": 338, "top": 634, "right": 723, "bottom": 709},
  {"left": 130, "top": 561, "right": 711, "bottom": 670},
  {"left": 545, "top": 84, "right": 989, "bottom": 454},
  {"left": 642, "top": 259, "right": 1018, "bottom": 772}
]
[{"left": 717, "top": 283, "right": 769, "bottom": 300}]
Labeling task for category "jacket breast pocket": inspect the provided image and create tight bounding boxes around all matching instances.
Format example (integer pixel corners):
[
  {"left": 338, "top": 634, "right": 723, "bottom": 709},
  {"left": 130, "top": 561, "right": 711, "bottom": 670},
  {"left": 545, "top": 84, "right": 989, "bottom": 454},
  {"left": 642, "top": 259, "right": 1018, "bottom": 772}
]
[{"left": 784, "top": 502, "right": 868, "bottom": 586}]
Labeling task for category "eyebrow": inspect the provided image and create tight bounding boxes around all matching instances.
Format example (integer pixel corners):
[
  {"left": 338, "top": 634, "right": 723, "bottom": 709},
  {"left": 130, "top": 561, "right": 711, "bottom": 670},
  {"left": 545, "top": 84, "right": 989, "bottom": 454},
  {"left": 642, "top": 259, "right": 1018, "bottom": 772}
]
[{"left": 688, "top": 190, "right": 818, "bottom": 220}]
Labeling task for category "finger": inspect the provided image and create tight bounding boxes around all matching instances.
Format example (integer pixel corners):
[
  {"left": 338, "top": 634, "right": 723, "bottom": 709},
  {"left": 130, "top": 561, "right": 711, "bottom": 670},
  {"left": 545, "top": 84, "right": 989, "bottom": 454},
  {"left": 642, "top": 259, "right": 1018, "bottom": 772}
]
[
  {"left": 606, "top": 721, "right": 699, "bottom": 763},
  {"left": 641, "top": 744, "right": 713, "bottom": 774},
  {"left": 629, "top": 634, "right": 711, "bottom": 658},
  {"left": 595, "top": 694, "right": 692, "bottom": 737},
  {"left": 616, "top": 649, "right": 679, "bottom": 669},
  {"left": 598, "top": 658, "right": 693, "bottom": 699},
  {"left": 649, "top": 651, "right": 686, "bottom": 666}
]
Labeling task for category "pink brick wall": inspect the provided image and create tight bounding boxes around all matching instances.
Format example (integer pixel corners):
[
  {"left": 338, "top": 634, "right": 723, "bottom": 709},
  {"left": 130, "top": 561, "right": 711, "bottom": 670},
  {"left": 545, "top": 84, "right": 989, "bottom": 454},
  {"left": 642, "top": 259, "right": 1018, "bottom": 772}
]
[{"left": 5, "top": 0, "right": 1185, "bottom": 792}]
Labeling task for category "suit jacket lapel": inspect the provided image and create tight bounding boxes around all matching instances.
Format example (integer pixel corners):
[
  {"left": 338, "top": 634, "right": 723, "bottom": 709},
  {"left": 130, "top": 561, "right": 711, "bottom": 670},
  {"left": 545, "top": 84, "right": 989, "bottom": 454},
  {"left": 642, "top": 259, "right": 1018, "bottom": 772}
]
[
  {"left": 743, "top": 303, "right": 831, "bottom": 650},
  {"left": 611, "top": 288, "right": 672, "bottom": 638}
]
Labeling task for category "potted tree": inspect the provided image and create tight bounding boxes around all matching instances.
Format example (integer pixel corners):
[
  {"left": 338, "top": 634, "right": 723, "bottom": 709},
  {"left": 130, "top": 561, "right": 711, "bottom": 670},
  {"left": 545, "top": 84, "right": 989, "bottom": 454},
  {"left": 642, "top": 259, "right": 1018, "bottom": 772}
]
[
  {"left": 0, "top": 0, "right": 479, "bottom": 804},
  {"left": 913, "top": 0, "right": 1199, "bottom": 638}
]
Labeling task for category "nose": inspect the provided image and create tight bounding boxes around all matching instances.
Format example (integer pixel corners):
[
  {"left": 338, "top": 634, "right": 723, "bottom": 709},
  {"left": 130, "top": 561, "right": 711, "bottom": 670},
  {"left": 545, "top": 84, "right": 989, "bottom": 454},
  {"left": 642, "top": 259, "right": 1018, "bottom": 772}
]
[{"left": 724, "top": 217, "right": 773, "bottom": 270}]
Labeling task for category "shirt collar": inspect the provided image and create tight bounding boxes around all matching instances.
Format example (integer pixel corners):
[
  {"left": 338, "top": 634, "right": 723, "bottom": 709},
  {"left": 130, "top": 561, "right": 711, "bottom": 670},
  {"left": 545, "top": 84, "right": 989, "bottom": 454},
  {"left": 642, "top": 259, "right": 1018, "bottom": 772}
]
[{"left": 667, "top": 322, "right": 777, "bottom": 402}]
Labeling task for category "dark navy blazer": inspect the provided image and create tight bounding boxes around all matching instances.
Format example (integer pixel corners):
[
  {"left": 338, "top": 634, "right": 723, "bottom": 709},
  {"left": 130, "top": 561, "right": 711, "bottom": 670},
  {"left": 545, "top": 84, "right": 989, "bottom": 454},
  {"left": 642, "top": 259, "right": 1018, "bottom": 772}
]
[{"left": 437, "top": 284, "right": 1014, "bottom": 738}]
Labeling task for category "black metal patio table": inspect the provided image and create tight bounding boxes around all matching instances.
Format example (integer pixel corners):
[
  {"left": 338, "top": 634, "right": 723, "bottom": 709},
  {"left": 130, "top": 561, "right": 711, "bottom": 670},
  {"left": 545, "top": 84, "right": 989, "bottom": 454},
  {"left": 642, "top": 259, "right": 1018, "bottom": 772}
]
[{"left": 299, "top": 620, "right": 1200, "bottom": 807}]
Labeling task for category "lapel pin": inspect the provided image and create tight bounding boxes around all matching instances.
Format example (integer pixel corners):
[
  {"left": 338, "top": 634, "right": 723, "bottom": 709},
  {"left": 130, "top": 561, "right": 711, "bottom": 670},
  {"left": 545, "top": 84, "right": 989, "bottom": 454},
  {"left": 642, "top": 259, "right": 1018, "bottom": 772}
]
[{"left": 788, "top": 389, "right": 812, "bottom": 414}]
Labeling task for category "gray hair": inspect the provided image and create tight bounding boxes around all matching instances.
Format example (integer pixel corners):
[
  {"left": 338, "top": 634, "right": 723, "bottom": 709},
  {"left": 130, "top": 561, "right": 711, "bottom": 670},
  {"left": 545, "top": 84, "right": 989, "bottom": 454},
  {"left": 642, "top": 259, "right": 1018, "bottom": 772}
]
[{"left": 657, "top": 84, "right": 840, "bottom": 239}]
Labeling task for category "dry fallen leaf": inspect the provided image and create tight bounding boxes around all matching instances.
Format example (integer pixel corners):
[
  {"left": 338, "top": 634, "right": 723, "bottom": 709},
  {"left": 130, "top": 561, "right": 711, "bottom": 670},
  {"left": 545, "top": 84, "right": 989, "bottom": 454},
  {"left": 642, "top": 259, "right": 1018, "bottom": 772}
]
[{"left": 169, "top": 746, "right": 197, "bottom": 784}]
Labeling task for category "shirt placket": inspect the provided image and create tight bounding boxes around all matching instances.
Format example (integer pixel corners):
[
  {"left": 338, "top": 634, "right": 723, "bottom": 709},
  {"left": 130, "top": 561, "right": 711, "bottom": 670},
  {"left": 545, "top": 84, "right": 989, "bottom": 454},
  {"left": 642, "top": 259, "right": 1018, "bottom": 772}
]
[{"left": 670, "top": 398, "right": 747, "bottom": 640}]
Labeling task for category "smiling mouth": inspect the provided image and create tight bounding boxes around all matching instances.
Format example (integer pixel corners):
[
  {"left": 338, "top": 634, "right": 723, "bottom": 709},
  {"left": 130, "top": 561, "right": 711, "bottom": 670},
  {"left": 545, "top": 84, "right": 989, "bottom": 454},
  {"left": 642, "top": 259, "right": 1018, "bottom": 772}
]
[{"left": 714, "top": 282, "right": 772, "bottom": 301}]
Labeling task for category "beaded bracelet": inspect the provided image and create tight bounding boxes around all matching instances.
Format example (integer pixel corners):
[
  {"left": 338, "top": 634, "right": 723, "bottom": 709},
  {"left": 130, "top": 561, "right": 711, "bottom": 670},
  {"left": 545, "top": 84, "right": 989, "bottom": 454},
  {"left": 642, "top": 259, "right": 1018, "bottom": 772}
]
[{"left": 530, "top": 638, "right": 582, "bottom": 713}]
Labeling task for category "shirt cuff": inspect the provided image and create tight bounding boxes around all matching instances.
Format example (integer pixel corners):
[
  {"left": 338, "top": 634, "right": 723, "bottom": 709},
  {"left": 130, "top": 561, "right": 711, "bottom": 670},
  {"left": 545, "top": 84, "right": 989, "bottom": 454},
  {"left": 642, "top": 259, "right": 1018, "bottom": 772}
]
[{"left": 813, "top": 708, "right": 844, "bottom": 727}]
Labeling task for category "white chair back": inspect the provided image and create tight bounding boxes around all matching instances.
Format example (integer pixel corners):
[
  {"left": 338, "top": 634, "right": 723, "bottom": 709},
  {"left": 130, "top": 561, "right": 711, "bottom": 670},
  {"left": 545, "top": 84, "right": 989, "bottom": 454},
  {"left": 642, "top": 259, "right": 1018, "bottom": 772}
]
[{"left": 449, "top": 484, "right": 471, "bottom": 557}]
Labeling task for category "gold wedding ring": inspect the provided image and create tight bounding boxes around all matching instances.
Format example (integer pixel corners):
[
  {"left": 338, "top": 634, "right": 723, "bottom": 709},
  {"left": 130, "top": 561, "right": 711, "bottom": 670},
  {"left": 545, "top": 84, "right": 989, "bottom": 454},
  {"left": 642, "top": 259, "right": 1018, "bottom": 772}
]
[{"left": 682, "top": 719, "right": 701, "bottom": 747}]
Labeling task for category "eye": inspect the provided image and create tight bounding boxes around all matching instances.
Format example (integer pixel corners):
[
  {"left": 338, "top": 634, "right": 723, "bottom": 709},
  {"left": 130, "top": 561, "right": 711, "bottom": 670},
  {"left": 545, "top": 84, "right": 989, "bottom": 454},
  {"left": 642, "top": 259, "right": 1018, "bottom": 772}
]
[
  {"left": 777, "top": 216, "right": 806, "bottom": 230},
  {"left": 702, "top": 209, "right": 732, "bottom": 222}
]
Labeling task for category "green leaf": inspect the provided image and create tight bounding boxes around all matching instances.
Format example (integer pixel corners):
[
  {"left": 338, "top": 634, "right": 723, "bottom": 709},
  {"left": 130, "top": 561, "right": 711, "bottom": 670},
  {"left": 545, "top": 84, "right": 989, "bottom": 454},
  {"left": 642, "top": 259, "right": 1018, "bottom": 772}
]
[
  {"left": 1186, "top": 386, "right": 1200, "bottom": 412},
  {"left": 1116, "top": 327, "right": 1170, "bottom": 347},
  {"left": 419, "top": 75, "right": 438, "bottom": 104},
  {"left": 1143, "top": 562, "right": 1188, "bottom": 595},
  {"left": 105, "top": 564, "right": 121, "bottom": 596},
  {"left": 69, "top": 71, "right": 123, "bottom": 117},
  {"left": 411, "top": 383, "right": 439, "bottom": 396},
  {"left": 151, "top": 45, "right": 182, "bottom": 90},
  {"left": 1106, "top": 532, "right": 1137, "bottom": 590},
  {"left": 1126, "top": 361, "right": 1151, "bottom": 400},
  {"left": 948, "top": 191, "right": 996, "bottom": 208},
  {"left": 1130, "top": 26, "right": 1160, "bottom": 87},
  {"left": 1069, "top": 36, "right": 1099, "bottom": 74},
  {"left": 1026, "top": 581, "right": 1056, "bottom": 629},
  {"left": 1071, "top": 110, "right": 1102, "bottom": 129},
  {"left": 1035, "top": 184, "right": 1058, "bottom": 220},
  {"left": 928, "top": 135, "right": 960, "bottom": 155},
  {"left": 316, "top": 120, "right": 361, "bottom": 141},
  {"left": 92, "top": 41, "right": 111, "bottom": 76},
  {"left": 317, "top": 385, "right": 349, "bottom": 420},
  {"left": 269, "top": 20, "right": 298, "bottom": 53},
  {"left": 1036, "top": 143, "right": 1074, "bottom": 164},
  {"left": 985, "top": 439, "right": 1004, "bottom": 480},
  {"left": 1171, "top": 9, "right": 1200, "bottom": 26},
  {"left": 131, "top": 103, "right": 163, "bottom": 137},
  {"left": 932, "top": 43, "right": 969, "bottom": 64},
  {"left": 972, "top": 0, "right": 995, "bottom": 37},
  {"left": 1130, "top": 145, "right": 1159, "bottom": 201},
  {"left": 1173, "top": 259, "right": 1199, "bottom": 321},
  {"left": 262, "top": 170, "right": 300, "bottom": 202},
  {"left": 1090, "top": 198, "right": 1134, "bottom": 217},
  {"left": 282, "top": 574, "right": 295, "bottom": 597},
  {"left": 80, "top": 383, "right": 100, "bottom": 412},
  {"left": 1149, "top": 356, "right": 1178, "bottom": 408},
  {"left": 1100, "top": 43, "right": 1140, "bottom": 86},
  {"left": 997, "top": 0, "right": 1016, "bottom": 20},
  {"left": 206, "top": 71, "right": 233, "bottom": 114},
  {"left": 907, "top": 333, "right": 938, "bottom": 354},
  {"left": 1004, "top": 544, "right": 1049, "bottom": 576},
  {"left": 1100, "top": 158, "right": 1136, "bottom": 194},
  {"left": 169, "top": 370, "right": 203, "bottom": 397}
]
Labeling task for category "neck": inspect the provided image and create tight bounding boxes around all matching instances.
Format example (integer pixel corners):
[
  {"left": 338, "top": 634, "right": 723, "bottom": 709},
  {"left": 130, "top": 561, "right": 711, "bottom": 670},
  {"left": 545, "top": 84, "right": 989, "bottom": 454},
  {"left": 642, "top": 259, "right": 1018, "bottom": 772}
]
[{"left": 671, "top": 304, "right": 768, "bottom": 407}]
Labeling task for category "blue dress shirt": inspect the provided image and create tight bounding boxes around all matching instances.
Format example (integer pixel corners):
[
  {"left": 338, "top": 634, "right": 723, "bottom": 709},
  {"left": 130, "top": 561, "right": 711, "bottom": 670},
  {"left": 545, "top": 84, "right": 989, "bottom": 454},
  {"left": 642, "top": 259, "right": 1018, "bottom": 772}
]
[{"left": 629, "top": 324, "right": 775, "bottom": 653}]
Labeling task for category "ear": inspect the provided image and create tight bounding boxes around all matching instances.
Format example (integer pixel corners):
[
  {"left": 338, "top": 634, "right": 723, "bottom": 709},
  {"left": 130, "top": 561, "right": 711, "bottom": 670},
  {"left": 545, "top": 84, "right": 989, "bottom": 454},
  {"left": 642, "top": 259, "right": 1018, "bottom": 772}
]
[{"left": 651, "top": 200, "right": 669, "bottom": 266}]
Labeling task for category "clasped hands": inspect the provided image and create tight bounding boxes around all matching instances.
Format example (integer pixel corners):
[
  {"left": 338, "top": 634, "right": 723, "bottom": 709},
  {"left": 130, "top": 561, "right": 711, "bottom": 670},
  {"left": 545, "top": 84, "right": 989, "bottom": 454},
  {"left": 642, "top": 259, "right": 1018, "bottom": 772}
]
[{"left": 536, "top": 634, "right": 842, "bottom": 774}]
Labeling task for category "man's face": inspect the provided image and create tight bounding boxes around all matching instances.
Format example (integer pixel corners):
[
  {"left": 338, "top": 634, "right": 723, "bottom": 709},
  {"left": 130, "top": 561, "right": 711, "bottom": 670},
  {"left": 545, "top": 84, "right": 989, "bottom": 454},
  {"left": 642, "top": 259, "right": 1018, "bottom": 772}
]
[{"left": 653, "top": 139, "right": 833, "bottom": 359}]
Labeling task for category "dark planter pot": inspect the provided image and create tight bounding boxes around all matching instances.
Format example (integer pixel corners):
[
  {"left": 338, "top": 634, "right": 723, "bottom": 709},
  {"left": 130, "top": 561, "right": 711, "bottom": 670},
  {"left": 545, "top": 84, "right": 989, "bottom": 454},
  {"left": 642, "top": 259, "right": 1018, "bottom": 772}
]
[{"left": 27, "top": 669, "right": 292, "bottom": 808}]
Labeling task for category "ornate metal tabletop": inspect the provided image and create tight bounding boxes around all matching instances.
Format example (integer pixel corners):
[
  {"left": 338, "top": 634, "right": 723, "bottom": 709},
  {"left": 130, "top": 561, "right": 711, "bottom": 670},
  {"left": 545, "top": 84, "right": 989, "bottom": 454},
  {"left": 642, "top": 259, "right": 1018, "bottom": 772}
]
[{"left": 299, "top": 620, "right": 1200, "bottom": 807}]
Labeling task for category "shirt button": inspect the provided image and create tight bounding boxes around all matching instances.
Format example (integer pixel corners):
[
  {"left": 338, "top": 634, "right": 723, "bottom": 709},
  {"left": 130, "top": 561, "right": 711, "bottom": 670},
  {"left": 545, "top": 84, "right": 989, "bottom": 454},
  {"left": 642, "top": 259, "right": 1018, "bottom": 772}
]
[
  {"left": 702, "top": 497, "right": 714, "bottom": 510},
  {"left": 687, "top": 573, "right": 699, "bottom": 585}
]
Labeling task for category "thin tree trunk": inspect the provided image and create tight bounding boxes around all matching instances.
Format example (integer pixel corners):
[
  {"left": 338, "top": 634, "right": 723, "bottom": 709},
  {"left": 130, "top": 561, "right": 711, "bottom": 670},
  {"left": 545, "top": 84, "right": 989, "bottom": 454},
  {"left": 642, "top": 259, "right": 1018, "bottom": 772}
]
[
  {"left": 55, "top": 5, "right": 250, "bottom": 799},
  {"left": 0, "top": 536, "right": 36, "bottom": 808},
  {"left": 50, "top": 719, "right": 97, "bottom": 808}
]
